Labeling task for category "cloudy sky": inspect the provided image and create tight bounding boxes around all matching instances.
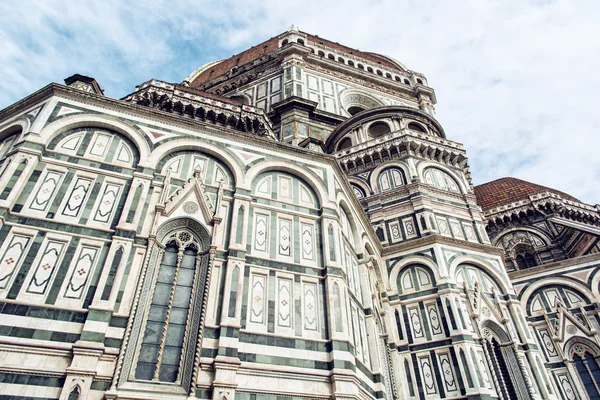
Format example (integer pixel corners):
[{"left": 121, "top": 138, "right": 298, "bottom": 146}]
[{"left": 1, "top": 0, "right": 598, "bottom": 204}]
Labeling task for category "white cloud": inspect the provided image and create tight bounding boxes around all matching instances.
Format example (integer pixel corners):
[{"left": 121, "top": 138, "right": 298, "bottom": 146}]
[{"left": 1, "top": 0, "right": 598, "bottom": 203}]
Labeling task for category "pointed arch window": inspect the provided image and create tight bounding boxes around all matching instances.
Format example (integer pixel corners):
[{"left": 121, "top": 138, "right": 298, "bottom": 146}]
[
  {"left": 574, "top": 350, "right": 600, "bottom": 398},
  {"left": 129, "top": 220, "right": 211, "bottom": 391},
  {"left": 67, "top": 386, "right": 80, "bottom": 400},
  {"left": 514, "top": 244, "right": 538, "bottom": 269}
]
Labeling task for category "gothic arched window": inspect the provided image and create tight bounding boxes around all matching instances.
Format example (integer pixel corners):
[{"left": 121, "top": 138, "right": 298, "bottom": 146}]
[
  {"left": 126, "top": 219, "right": 211, "bottom": 391},
  {"left": 573, "top": 348, "right": 600, "bottom": 398},
  {"left": 136, "top": 231, "right": 203, "bottom": 382},
  {"left": 377, "top": 167, "right": 406, "bottom": 193},
  {"left": 67, "top": 386, "right": 80, "bottom": 400}
]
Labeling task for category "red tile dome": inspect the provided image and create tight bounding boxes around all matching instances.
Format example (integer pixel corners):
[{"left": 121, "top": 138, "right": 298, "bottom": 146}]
[{"left": 474, "top": 177, "right": 580, "bottom": 211}]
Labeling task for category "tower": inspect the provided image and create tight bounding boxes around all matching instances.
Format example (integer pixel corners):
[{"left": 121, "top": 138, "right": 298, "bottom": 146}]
[{"left": 0, "top": 26, "right": 599, "bottom": 400}]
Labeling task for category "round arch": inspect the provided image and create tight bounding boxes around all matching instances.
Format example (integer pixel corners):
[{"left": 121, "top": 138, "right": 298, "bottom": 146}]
[
  {"left": 448, "top": 255, "right": 512, "bottom": 296},
  {"left": 369, "top": 161, "right": 411, "bottom": 194},
  {"left": 416, "top": 161, "right": 469, "bottom": 194},
  {"left": 519, "top": 278, "right": 595, "bottom": 313},
  {"left": 339, "top": 89, "right": 385, "bottom": 116},
  {"left": 38, "top": 114, "right": 151, "bottom": 165},
  {"left": 243, "top": 160, "right": 330, "bottom": 206},
  {"left": 492, "top": 226, "right": 552, "bottom": 248},
  {"left": 151, "top": 139, "right": 244, "bottom": 186},
  {"left": 348, "top": 177, "right": 371, "bottom": 197},
  {"left": 564, "top": 336, "right": 600, "bottom": 360},
  {"left": 481, "top": 319, "right": 512, "bottom": 344},
  {"left": 155, "top": 217, "right": 212, "bottom": 250},
  {"left": 0, "top": 118, "right": 29, "bottom": 141},
  {"left": 388, "top": 256, "right": 440, "bottom": 295},
  {"left": 587, "top": 267, "right": 600, "bottom": 298},
  {"left": 337, "top": 196, "right": 363, "bottom": 251}
]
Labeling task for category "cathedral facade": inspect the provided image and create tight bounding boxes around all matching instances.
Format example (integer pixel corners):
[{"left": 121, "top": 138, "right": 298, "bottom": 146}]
[{"left": 0, "top": 26, "right": 599, "bottom": 400}]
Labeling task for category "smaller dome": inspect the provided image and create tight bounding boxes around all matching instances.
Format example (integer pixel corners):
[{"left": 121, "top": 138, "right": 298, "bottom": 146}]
[{"left": 474, "top": 177, "right": 580, "bottom": 211}]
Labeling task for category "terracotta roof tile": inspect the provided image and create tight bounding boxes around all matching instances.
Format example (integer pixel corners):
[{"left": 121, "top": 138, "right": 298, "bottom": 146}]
[
  {"left": 190, "top": 37, "right": 280, "bottom": 86},
  {"left": 304, "top": 33, "right": 400, "bottom": 71},
  {"left": 190, "top": 31, "right": 403, "bottom": 87},
  {"left": 474, "top": 177, "right": 579, "bottom": 211}
]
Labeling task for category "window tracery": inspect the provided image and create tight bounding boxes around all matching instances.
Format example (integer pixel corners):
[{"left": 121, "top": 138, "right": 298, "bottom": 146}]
[{"left": 124, "top": 219, "right": 211, "bottom": 391}]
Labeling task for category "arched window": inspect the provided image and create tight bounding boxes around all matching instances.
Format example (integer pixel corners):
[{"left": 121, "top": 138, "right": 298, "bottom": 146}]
[
  {"left": 281, "top": 39, "right": 289, "bottom": 46},
  {"left": 318, "top": 50, "right": 325, "bottom": 57},
  {"left": 368, "top": 122, "right": 391, "bottom": 138},
  {"left": 0, "top": 130, "right": 20, "bottom": 160},
  {"left": 397, "top": 264, "right": 435, "bottom": 294},
  {"left": 377, "top": 167, "right": 406, "bottom": 193},
  {"left": 338, "top": 57, "right": 345, "bottom": 63},
  {"left": 386, "top": 73, "right": 392, "bottom": 78},
  {"left": 328, "top": 54, "right": 335, "bottom": 60},
  {"left": 136, "top": 234, "right": 200, "bottom": 382},
  {"left": 423, "top": 167, "right": 461, "bottom": 193},
  {"left": 367, "top": 67, "right": 374, "bottom": 73},
  {"left": 68, "top": 386, "right": 80, "bottom": 400},
  {"left": 347, "top": 106, "right": 366, "bottom": 115},
  {"left": 351, "top": 184, "right": 366, "bottom": 199},
  {"left": 570, "top": 342, "right": 600, "bottom": 399},
  {"left": 130, "top": 220, "right": 211, "bottom": 390},
  {"left": 417, "top": 78, "right": 424, "bottom": 84},
  {"left": 515, "top": 246, "right": 538, "bottom": 269},
  {"left": 348, "top": 60, "right": 355, "bottom": 67},
  {"left": 407, "top": 122, "right": 427, "bottom": 133},
  {"left": 403, "top": 79, "right": 410, "bottom": 85},
  {"left": 337, "top": 137, "right": 352, "bottom": 151},
  {"left": 485, "top": 337, "right": 518, "bottom": 398},
  {"left": 297, "top": 39, "right": 305, "bottom": 45},
  {"left": 357, "top": 63, "right": 364, "bottom": 70}
]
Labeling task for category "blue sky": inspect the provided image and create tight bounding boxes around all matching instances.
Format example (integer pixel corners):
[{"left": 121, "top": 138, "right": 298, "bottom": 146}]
[{"left": 1, "top": 0, "right": 599, "bottom": 204}]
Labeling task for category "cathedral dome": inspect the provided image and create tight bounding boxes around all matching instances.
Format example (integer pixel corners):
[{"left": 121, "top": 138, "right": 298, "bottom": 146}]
[{"left": 474, "top": 177, "right": 580, "bottom": 210}]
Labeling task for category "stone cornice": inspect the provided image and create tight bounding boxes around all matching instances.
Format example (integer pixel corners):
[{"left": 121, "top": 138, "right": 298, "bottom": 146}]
[
  {"left": 508, "top": 252, "right": 600, "bottom": 281},
  {"left": 483, "top": 191, "right": 600, "bottom": 228},
  {"left": 303, "top": 60, "right": 421, "bottom": 104},
  {"left": 327, "top": 105, "right": 447, "bottom": 146},
  {"left": 382, "top": 233, "right": 505, "bottom": 259},
  {"left": 0, "top": 81, "right": 386, "bottom": 254},
  {"left": 193, "top": 41, "right": 431, "bottom": 108},
  {"left": 365, "top": 182, "right": 479, "bottom": 209},
  {"left": 122, "top": 79, "right": 277, "bottom": 140},
  {"left": 335, "top": 129, "right": 469, "bottom": 178}
]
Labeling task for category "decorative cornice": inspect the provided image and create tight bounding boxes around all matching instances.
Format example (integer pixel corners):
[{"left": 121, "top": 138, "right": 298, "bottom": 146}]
[
  {"left": 123, "top": 79, "right": 277, "bottom": 140},
  {"left": 508, "top": 253, "right": 600, "bottom": 281},
  {"left": 335, "top": 129, "right": 469, "bottom": 179},
  {"left": 483, "top": 192, "right": 600, "bottom": 228},
  {"left": 381, "top": 233, "right": 505, "bottom": 258},
  {"left": 327, "top": 105, "right": 447, "bottom": 147}
]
